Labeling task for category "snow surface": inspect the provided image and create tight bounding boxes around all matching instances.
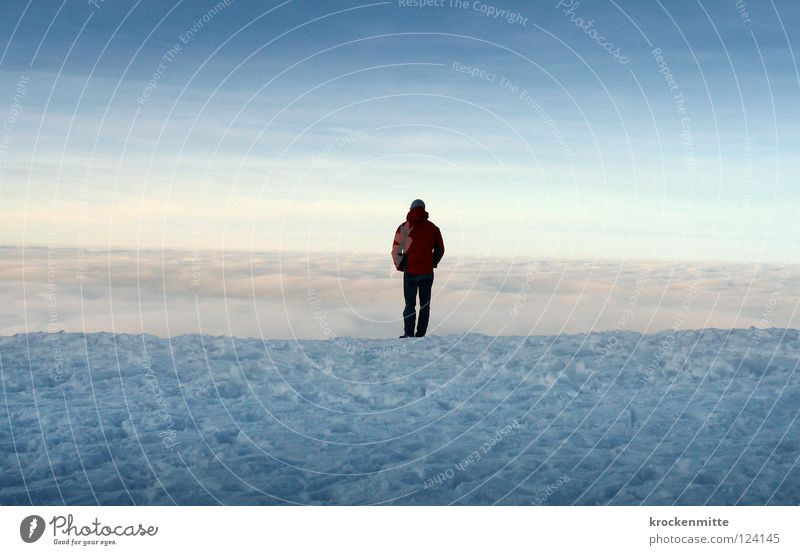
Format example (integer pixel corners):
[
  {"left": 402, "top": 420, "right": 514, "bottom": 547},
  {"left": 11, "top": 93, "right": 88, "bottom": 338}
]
[{"left": 1, "top": 329, "right": 799, "bottom": 505}]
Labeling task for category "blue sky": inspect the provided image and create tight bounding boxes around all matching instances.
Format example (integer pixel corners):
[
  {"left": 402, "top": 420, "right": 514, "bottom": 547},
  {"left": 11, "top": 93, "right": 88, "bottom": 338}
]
[{"left": 1, "top": 0, "right": 799, "bottom": 262}]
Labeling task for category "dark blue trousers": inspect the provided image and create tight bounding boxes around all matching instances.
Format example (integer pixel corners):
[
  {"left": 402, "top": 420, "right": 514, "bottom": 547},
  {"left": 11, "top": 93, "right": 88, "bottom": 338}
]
[{"left": 403, "top": 273, "right": 434, "bottom": 336}]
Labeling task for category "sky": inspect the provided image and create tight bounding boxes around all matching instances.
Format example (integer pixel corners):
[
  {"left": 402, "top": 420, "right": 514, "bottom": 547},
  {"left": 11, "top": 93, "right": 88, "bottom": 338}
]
[
  {"left": 0, "top": 0, "right": 798, "bottom": 263},
  {"left": 1, "top": 1, "right": 799, "bottom": 337}
]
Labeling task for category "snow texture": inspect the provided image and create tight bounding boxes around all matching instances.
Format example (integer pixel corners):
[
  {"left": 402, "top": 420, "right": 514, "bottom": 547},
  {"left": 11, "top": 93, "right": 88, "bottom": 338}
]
[{"left": 1, "top": 329, "right": 799, "bottom": 505}]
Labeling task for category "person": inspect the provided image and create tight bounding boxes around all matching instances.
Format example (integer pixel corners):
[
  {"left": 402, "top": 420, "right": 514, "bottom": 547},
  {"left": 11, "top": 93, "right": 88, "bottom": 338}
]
[{"left": 391, "top": 199, "right": 445, "bottom": 338}]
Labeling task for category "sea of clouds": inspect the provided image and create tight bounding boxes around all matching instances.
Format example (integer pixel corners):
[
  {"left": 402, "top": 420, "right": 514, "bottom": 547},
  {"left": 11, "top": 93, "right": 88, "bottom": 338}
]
[{"left": 1, "top": 246, "right": 797, "bottom": 339}]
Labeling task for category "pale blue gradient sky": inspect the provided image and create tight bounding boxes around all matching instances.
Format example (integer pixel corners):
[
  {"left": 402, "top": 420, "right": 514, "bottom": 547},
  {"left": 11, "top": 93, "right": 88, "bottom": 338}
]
[{"left": 1, "top": 0, "right": 799, "bottom": 263}]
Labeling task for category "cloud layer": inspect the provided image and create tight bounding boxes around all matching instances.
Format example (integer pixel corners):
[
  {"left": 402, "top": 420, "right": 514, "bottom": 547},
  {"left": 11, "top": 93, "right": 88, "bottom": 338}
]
[{"left": 1, "top": 247, "right": 798, "bottom": 339}]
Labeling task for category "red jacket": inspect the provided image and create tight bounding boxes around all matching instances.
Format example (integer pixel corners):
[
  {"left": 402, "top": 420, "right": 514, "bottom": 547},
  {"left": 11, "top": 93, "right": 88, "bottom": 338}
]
[{"left": 391, "top": 206, "right": 445, "bottom": 274}]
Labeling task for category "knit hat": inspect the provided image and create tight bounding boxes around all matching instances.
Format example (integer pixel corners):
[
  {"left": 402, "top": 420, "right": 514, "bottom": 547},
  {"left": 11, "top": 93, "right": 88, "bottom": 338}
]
[{"left": 410, "top": 199, "right": 425, "bottom": 210}]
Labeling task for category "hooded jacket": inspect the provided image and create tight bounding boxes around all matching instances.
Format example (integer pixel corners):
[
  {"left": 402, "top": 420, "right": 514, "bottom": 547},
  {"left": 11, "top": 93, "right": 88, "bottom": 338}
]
[{"left": 391, "top": 206, "right": 445, "bottom": 274}]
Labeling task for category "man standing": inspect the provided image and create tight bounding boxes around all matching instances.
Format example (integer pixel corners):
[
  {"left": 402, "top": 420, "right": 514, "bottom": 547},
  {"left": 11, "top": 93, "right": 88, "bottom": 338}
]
[{"left": 392, "top": 199, "right": 445, "bottom": 338}]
